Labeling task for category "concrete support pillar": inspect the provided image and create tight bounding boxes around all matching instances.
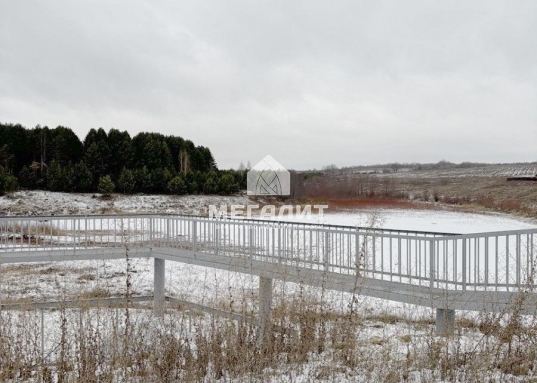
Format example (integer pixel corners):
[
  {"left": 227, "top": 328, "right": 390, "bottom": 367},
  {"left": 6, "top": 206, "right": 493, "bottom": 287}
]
[
  {"left": 435, "top": 308, "right": 455, "bottom": 336},
  {"left": 258, "top": 276, "right": 273, "bottom": 348},
  {"left": 154, "top": 258, "right": 166, "bottom": 317}
]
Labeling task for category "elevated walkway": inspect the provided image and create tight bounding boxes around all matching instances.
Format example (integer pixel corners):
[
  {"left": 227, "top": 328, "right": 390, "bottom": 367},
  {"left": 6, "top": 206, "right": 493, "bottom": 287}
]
[{"left": 1, "top": 214, "right": 536, "bottom": 335}]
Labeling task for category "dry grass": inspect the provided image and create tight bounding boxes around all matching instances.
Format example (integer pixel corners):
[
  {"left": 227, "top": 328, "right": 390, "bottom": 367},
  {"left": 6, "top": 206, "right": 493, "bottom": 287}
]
[
  {"left": 2, "top": 280, "right": 537, "bottom": 382},
  {"left": 0, "top": 264, "right": 41, "bottom": 275},
  {"left": 405, "top": 176, "right": 537, "bottom": 216},
  {"left": 77, "top": 274, "right": 96, "bottom": 282},
  {"left": 1, "top": 211, "right": 537, "bottom": 381},
  {"left": 299, "top": 174, "right": 537, "bottom": 217},
  {"left": 78, "top": 287, "right": 111, "bottom": 300},
  {"left": 3, "top": 223, "right": 67, "bottom": 237}
]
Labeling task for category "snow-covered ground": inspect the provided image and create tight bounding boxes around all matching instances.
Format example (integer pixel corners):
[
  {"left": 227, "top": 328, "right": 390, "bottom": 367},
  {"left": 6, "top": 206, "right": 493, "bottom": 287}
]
[
  {"left": 0, "top": 190, "right": 252, "bottom": 216},
  {"left": 287, "top": 208, "right": 537, "bottom": 234},
  {"left": 2, "top": 192, "right": 535, "bottom": 314},
  {"left": 2, "top": 190, "right": 535, "bottom": 232},
  {"left": 2, "top": 193, "right": 536, "bottom": 381},
  {"left": 2, "top": 193, "right": 536, "bottom": 305},
  {"left": 377, "top": 164, "right": 537, "bottom": 178}
]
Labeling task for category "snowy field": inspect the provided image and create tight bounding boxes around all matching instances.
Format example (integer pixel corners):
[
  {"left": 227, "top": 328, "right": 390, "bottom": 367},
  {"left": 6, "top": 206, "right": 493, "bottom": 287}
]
[
  {"left": 1, "top": 192, "right": 536, "bottom": 305},
  {"left": 0, "top": 190, "right": 251, "bottom": 216},
  {"left": 377, "top": 164, "right": 537, "bottom": 179},
  {"left": 2, "top": 193, "right": 537, "bottom": 381},
  {"left": 2, "top": 193, "right": 536, "bottom": 311},
  {"left": 2, "top": 190, "right": 536, "bottom": 233},
  {"left": 287, "top": 208, "right": 537, "bottom": 234}
]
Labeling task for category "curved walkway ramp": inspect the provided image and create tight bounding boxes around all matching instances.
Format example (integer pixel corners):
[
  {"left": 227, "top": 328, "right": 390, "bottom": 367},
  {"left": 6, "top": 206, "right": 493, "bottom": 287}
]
[{"left": 1, "top": 214, "right": 536, "bottom": 335}]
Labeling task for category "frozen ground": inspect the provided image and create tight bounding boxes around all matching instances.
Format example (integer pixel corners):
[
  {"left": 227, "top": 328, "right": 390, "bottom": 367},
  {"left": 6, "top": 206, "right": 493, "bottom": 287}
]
[
  {"left": 2, "top": 192, "right": 536, "bottom": 306},
  {"left": 2, "top": 193, "right": 535, "bottom": 313},
  {"left": 2, "top": 192, "right": 537, "bottom": 381},
  {"left": 377, "top": 164, "right": 537, "bottom": 179},
  {"left": 285, "top": 208, "right": 537, "bottom": 234},
  {"left": 0, "top": 190, "right": 251, "bottom": 216}
]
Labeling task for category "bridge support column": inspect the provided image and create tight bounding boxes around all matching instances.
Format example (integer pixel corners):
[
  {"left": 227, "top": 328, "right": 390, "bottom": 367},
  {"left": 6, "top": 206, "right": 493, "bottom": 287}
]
[
  {"left": 154, "top": 258, "right": 165, "bottom": 317},
  {"left": 258, "top": 276, "right": 273, "bottom": 348},
  {"left": 436, "top": 308, "right": 455, "bottom": 336}
]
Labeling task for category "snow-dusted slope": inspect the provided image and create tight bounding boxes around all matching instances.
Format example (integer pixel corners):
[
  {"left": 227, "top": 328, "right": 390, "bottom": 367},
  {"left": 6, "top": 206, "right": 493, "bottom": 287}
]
[{"left": 0, "top": 190, "right": 251, "bottom": 216}]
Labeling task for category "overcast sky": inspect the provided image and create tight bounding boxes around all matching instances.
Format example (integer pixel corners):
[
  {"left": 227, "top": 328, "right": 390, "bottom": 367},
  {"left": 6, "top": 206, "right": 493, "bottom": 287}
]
[{"left": 1, "top": 1, "right": 536, "bottom": 170}]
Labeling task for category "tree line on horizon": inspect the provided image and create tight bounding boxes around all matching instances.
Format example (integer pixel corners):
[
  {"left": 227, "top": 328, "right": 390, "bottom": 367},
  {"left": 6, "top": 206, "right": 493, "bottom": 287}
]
[
  {"left": 318, "top": 159, "right": 537, "bottom": 175},
  {"left": 0, "top": 123, "right": 246, "bottom": 196}
]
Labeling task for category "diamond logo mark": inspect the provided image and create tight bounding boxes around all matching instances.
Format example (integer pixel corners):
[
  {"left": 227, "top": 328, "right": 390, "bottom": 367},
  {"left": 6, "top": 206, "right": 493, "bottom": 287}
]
[{"left": 247, "top": 155, "right": 290, "bottom": 196}]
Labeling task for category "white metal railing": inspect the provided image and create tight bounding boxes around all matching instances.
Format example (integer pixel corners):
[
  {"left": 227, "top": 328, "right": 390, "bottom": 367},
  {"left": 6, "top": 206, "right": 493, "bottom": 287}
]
[{"left": 1, "top": 214, "right": 536, "bottom": 292}]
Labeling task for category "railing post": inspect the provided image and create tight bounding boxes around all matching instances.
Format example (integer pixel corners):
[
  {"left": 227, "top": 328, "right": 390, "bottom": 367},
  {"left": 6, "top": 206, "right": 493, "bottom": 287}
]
[
  {"left": 430, "top": 239, "right": 435, "bottom": 289},
  {"left": 215, "top": 222, "right": 220, "bottom": 255},
  {"left": 324, "top": 231, "right": 330, "bottom": 272},
  {"left": 149, "top": 217, "right": 154, "bottom": 249},
  {"left": 355, "top": 230, "right": 360, "bottom": 271},
  {"left": 154, "top": 257, "right": 165, "bottom": 317},
  {"left": 192, "top": 219, "right": 197, "bottom": 252},
  {"left": 372, "top": 233, "right": 376, "bottom": 277},
  {"left": 166, "top": 217, "right": 170, "bottom": 245},
  {"left": 72, "top": 218, "right": 76, "bottom": 247},
  {"left": 516, "top": 234, "right": 521, "bottom": 287},
  {"left": 278, "top": 225, "right": 282, "bottom": 262},
  {"left": 462, "top": 239, "right": 467, "bottom": 290},
  {"left": 249, "top": 225, "right": 254, "bottom": 264},
  {"left": 258, "top": 276, "right": 273, "bottom": 348},
  {"left": 484, "top": 237, "right": 489, "bottom": 287}
]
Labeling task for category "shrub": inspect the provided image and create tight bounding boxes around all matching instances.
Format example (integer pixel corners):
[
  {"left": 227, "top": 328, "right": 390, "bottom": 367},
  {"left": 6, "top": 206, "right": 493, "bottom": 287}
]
[
  {"left": 4, "top": 175, "right": 18, "bottom": 194},
  {"left": 167, "top": 175, "right": 187, "bottom": 195},
  {"left": 0, "top": 167, "right": 18, "bottom": 195},
  {"left": 98, "top": 175, "right": 115, "bottom": 195},
  {"left": 203, "top": 177, "right": 218, "bottom": 194},
  {"left": 18, "top": 166, "right": 35, "bottom": 189},
  {"left": 218, "top": 173, "right": 238, "bottom": 195}
]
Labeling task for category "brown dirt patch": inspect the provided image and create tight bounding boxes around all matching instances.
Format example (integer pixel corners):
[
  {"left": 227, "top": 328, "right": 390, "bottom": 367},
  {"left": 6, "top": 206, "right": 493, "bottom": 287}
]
[{"left": 326, "top": 198, "right": 439, "bottom": 211}]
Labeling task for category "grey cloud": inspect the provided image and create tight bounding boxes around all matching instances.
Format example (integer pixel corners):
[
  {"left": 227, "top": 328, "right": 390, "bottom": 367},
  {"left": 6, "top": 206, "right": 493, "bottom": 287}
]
[{"left": 1, "top": 0, "right": 535, "bottom": 170}]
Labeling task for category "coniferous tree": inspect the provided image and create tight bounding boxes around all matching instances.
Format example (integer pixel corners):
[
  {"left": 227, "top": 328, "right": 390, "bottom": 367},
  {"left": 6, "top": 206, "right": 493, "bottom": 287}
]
[
  {"left": 74, "top": 161, "right": 93, "bottom": 192},
  {"left": 203, "top": 176, "right": 218, "bottom": 194},
  {"left": 0, "top": 166, "right": 6, "bottom": 195},
  {"left": 136, "top": 166, "right": 152, "bottom": 193},
  {"left": 218, "top": 173, "right": 237, "bottom": 195},
  {"left": 98, "top": 175, "right": 115, "bottom": 195},
  {"left": 83, "top": 142, "right": 101, "bottom": 187},
  {"left": 107, "top": 129, "right": 130, "bottom": 178},
  {"left": 0, "top": 122, "right": 240, "bottom": 195},
  {"left": 51, "top": 126, "right": 83, "bottom": 165},
  {"left": 63, "top": 162, "right": 76, "bottom": 192},
  {"left": 0, "top": 166, "right": 18, "bottom": 195},
  {"left": 167, "top": 175, "right": 187, "bottom": 195},
  {"left": 18, "top": 166, "right": 35, "bottom": 189},
  {"left": 118, "top": 168, "right": 136, "bottom": 194},
  {"left": 47, "top": 160, "right": 65, "bottom": 192}
]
